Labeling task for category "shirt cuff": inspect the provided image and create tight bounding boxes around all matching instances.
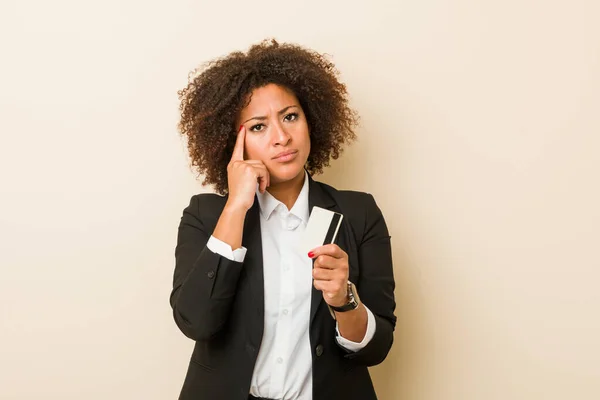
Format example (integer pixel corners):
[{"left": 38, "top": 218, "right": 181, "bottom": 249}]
[
  {"left": 335, "top": 304, "right": 377, "bottom": 352},
  {"left": 207, "top": 235, "right": 247, "bottom": 262}
]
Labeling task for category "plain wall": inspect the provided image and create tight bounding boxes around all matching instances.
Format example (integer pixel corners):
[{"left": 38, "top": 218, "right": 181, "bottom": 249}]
[{"left": 1, "top": 0, "right": 599, "bottom": 399}]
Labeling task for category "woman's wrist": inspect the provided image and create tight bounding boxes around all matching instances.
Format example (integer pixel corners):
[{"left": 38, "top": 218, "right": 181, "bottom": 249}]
[
  {"left": 223, "top": 200, "right": 250, "bottom": 216},
  {"left": 335, "top": 303, "right": 368, "bottom": 342},
  {"left": 213, "top": 202, "right": 248, "bottom": 250}
]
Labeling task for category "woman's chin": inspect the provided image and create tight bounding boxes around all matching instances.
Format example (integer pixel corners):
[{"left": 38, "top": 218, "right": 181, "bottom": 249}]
[{"left": 268, "top": 164, "right": 305, "bottom": 185}]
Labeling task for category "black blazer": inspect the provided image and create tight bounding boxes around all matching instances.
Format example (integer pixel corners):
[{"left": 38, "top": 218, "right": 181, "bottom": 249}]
[{"left": 170, "top": 174, "right": 396, "bottom": 400}]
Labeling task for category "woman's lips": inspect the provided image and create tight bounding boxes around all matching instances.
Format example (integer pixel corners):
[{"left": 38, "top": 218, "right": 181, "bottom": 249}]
[{"left": 273, "top": 150, "right": 298, "bottom": 163}]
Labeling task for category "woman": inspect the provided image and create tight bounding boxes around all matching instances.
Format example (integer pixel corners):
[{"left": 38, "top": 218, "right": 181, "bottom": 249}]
[{"left": 171, "top": 39, "right": 396, "bottom": 400}]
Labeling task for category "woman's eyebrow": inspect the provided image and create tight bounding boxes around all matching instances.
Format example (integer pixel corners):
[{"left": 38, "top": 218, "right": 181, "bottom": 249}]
[{"left": 243, "top": 105, "right": 299, "bottom": 124}]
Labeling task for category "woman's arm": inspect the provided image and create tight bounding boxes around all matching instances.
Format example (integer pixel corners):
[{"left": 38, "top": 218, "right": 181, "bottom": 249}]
[
  {"left": 341, "top": 193, "right": 397, "bottom": 366},
  {"left": 170, "top": 194, "right": 246, "bottom": 341},
  {"left": 171, "top": 126, "right": 271, "bottom": 341}
]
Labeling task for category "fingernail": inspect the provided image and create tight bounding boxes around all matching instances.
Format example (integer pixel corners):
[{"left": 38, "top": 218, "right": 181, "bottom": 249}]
[
  {"left": 239, "top": 125, "right": 244, "bottom": 131},
  {"left": 308, "top": 252, "right": 314, "bottom": 258}
]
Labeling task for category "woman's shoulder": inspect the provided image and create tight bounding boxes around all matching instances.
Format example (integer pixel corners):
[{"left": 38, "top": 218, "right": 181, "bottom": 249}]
[
  {"left": 315, "top": 180, "right": 378, "bottom": 208},
  {"left": 314, "top": 180, "right": 384, "bottom": 231},
  {"left": 186, "top": 191, "right": 227, "bottom": 207},
  {"left": 314, "top": 180, "right": 387, "bottom": 244},
  {"left": 180, "top": 192, "right": 228, "bottom": 223}
]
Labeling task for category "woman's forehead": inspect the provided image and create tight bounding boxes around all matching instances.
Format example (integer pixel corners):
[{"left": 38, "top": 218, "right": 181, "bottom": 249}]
[{"left": 241, "top": 84, "right": 299, "bottom": 113}]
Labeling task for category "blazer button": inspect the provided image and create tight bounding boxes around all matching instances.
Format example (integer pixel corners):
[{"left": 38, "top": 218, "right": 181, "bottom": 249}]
[
  {"left": 207, "top": 270, "right": 215, "bottom": 279},
  {"left": 315, "top": 344, "right": 324, "bottom": 357}
]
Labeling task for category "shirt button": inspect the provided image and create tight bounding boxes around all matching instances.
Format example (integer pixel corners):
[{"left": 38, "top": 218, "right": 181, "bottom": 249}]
[
  {"left": 315, "top": 344, "right": 324, "bottom": 357},
  {"left": 276, "top": 357, "right": 283, "bottom": 364},
  {"left": 282, "top": 309, "right": 289, "bottom": 315},
  {"left": 207, "top": 270, "right": 215, "bottom": 279},
  {"left": 286, "top": 217, "right": 300, "bottom": 230}
]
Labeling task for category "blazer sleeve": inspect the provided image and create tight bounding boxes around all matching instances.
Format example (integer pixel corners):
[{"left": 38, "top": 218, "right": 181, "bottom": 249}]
[
  {"left": 169, "top": 194, "right": 244, "bottom": 341},
  {"left": 342, "top": 193, "right": 397, "bottom": 366}
]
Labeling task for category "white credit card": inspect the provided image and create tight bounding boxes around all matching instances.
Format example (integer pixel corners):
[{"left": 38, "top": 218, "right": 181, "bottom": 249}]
[{"left": 298, "top": 206, "right": 344, "bottom": 254}]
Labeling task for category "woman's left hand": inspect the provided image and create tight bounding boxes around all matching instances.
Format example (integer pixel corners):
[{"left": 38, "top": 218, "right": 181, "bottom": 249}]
[{"left": 309, "top": 244, "right": 350, "bottom": 307}]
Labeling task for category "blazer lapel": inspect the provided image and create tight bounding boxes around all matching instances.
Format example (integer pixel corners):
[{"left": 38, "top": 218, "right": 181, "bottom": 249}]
[
  {"left": 307, "top": 174, "right": 341, "bottom": 325},
  {"left": 242, "top": 197, "right": 265, "bottom": 335}
]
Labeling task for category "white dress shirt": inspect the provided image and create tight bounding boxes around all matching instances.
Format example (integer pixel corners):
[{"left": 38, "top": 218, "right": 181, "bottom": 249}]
[{"left": 206, "top": 170, "right": 376, "bottom": 400}]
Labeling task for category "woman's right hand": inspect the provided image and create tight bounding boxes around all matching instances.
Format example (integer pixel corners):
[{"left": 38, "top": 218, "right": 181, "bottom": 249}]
[{"left": 225, "top": 125, "right": 270, "bottom": 212}]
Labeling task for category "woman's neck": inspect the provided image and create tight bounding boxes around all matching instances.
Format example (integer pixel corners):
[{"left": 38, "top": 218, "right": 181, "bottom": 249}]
[{"left": 267, "top": 170, "right": 306, "bottom": 210}]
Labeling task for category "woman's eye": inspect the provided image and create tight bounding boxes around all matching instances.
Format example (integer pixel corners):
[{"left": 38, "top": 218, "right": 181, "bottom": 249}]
[
  {"left": 250, "top": 123, "right": 265, "bottom": 132},
  {"left": 284, "top": 112, "right": 298, "bottom": 122}
]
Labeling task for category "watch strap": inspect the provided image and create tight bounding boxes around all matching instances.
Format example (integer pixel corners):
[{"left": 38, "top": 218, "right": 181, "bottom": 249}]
[{"left": 327, "top": 282, "right": 360, "bottom": 319}]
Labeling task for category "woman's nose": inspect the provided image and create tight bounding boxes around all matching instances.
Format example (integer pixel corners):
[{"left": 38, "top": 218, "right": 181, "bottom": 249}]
[{"left": 272, "top": 123, "right": 291, "bottom": 146}]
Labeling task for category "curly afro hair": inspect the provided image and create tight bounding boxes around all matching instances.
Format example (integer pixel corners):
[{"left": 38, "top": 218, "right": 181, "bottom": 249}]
[{"left": 177, "top": 39, "right": 359, "bottom": 195}]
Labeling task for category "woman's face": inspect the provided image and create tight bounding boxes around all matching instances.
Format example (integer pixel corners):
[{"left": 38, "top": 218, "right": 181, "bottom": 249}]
[{"left": 236, "top": 83, "right": 311, "bottom": 186}]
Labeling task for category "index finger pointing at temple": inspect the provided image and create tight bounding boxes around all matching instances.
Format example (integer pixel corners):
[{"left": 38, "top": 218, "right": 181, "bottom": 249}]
[{"left": 231, "top": 125, "right": 246, "bottom": 161}]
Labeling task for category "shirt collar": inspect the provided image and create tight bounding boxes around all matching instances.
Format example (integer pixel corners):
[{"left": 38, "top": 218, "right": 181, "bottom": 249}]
[{"left": 256, "top": 169, "right": 310, "bottom": 222}]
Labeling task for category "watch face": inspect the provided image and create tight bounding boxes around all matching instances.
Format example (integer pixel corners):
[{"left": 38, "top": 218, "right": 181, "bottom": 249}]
[
  {"left": 348, "top": 282, "right": 356, "bottom": 298},
  {"left": 328, "top": 282, "right": 360, "bottom": 313}
]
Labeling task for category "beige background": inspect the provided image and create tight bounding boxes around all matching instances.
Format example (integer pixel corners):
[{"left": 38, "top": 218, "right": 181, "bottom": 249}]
[{"left": 1, "top": 0, "right": 599, "bottom": 399}]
